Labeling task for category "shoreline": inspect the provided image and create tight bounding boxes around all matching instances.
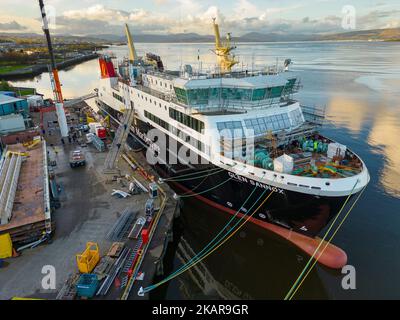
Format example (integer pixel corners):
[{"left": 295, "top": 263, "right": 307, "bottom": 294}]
[{"left": 0, "top": 53, "right": 99, "bottom": 81}]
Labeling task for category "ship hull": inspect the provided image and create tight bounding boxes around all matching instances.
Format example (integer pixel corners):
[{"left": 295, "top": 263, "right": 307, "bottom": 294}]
[{"left": 97, "top": 100, "right": 349, "bottom": 238}]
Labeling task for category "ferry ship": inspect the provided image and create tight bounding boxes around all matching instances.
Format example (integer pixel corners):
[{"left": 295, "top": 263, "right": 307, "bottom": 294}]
[{"left": 95, "top": 21, "right": 369, "bottom": 238}]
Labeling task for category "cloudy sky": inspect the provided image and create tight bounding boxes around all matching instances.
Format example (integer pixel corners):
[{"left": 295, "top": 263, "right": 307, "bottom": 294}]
[{"left": 0, "top": 0, "right": 399, "bottom": 36}]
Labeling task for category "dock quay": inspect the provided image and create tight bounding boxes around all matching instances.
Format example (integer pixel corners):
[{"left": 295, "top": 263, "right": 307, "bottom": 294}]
[{"left": 0, "top": 101, "right": 178, "bottom": 300}]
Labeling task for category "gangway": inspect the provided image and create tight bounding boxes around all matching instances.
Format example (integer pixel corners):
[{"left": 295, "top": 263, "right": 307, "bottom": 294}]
[
  {"left": 103, "top": 92, "right": 135, "bottom": 173},
  {"left": 64, "top": 92, "right": 98, "bottom": 107}
]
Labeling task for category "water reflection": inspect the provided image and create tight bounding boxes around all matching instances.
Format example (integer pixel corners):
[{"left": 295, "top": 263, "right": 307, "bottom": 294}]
[
  {"left": 164, "top": 199, "right": 330, "bottom": 300},
  {"left": 326, "top": 97, "right": 369, "bottom": 134},
  {"left": 368, "top": 108, "right": 400, "bottom": 198},
  {"left": 11, "top": 59, "right": 100, "bottom": 99}
]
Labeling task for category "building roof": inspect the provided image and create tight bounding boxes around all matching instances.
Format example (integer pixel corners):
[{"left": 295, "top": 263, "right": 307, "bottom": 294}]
[
  {"left": 0, "top": 113, "right": 24, "bottom": 120},
  {"left": 0, "top": 94, "right": 25, "bottom": 105}
]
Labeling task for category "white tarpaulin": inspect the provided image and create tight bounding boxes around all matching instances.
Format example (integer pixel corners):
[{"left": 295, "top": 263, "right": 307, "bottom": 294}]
[
  {"left": 327, "top": 142, "right": 347, "bottom": 159},
  {"left": 273, "top": 154, "right": 294, "bottom": 173}
]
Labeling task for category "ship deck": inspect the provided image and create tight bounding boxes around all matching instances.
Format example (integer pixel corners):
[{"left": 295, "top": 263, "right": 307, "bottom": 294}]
[{"left": 253, "top": 133, "right": 363, "bottom": 179}]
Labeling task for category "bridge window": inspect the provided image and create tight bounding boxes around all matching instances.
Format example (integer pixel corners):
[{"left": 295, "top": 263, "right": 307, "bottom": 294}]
[{"left": 244, "top": 113, "right": 291, "bottom": 135}]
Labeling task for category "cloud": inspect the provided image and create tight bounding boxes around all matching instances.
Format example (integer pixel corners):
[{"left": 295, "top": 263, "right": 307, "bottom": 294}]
[
  {"left": 5, "top": 0, "right": 399, "bottom": 36},
  {"left": 357, "top": 9, "right": 400, "bottom": 29},
  {"left": 0, "top": 20, "right": 27, "bottom": 31}
]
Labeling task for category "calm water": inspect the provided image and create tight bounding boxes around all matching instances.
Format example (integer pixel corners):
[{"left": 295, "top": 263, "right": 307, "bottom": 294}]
[{"left": 12, "top": 41, "right": 400, "bottom": 299}]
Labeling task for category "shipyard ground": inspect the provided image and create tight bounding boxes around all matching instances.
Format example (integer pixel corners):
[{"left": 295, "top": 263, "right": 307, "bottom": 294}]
[{"left": 0, "top": 107, "right": 177, "bottom": 300}]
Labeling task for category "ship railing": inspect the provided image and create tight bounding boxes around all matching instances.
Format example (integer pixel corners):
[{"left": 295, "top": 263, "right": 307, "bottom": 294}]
[
  {"left": 183, "top": 64, "right": 286, "bottom": 80},
  {"left": 188, "top": 98, "right": 286, "bottom": 114},
  {"left": 301, "top": 105, "right": 326, "bottom": 126}
]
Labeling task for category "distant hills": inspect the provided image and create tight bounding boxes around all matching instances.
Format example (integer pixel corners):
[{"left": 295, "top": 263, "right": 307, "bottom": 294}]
[
  {"left": 90, "top": 27, "right": 400, "bottom": 43},
  {"left": 318, "top": 28, "right": 400, "bottom": 41},
  {"left": 1, "top": 27, "right": 399, "bottom": 44}
]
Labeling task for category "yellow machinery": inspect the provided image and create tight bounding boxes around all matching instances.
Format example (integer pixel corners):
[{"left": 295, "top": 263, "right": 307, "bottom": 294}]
[
  {"left": 125, "top": 23, "right": 138, "bottom": 63},
  {"left": 5, "top": 150, "right": 29, "bottom": 157},
  {"left": 86, "top": 114, "right": 96, "bottom": 123},
  {"left": 11, "top": 297, "right": 45, "bottom": 300},
  {"left": 0, "top": 233, "right": 13, "bottom": 259},
  {"left": 23, "top": 138, "right": 40, "bottom": 150},
  {"left": 212, "top": 18, "right": 238, "bottom": 72},
  {"left": 76, "top": 242, "right": 100, "bottom": 273},
  {"left": 101, "top": 115, "right": 110, "bottom": 129},
  {"left": 86, "top": 114, "right": 110, "bottom": 128}
]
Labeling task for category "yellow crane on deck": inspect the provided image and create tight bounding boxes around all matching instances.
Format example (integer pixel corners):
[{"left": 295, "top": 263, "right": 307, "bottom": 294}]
[{"left": 212, "top": 18, "right": 238, "bottom": 73}]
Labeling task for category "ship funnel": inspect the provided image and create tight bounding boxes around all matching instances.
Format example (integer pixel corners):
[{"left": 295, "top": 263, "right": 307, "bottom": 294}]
[{"left": 125, "top": 23, "right": 138, "bottom": 63}]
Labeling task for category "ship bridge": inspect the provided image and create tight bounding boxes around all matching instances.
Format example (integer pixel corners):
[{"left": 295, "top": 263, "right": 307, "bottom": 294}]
[{"left": 171, "top": 72, "right": 300, "bottom": 114}]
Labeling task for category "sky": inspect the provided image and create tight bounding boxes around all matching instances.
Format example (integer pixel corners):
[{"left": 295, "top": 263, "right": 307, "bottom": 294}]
[{"left": 0, "top": 0, "right": 399, "bottom": 36}]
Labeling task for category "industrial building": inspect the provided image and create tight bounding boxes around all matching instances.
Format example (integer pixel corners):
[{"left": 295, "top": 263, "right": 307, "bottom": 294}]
[
  {"left": 0, "top": 94, "right": 29, "bottom": 118},
  {"left": 0, "top": 94, "right": 31, "bottom": 135}
]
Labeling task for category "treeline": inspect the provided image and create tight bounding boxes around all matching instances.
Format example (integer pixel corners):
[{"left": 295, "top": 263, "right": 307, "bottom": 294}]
[{"left": 0, "top": 51, "right": 39, "bottom": 64}]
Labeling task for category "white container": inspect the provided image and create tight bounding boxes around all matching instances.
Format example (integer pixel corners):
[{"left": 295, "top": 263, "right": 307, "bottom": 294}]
[
  {"left": 327, "top": 142, "right": 347, "bottom": 159},
  {"left": 273, "top": 154, "right": 294, "bottom": 173},
  {"left": 88, "top": 122, "right": 102, "bottom": 134},
  {"left": 27, "top": 95, "right": 43, "bottom": 107},
  {"left": 86, "top": 133, "right": 95, "bottom": 143}
]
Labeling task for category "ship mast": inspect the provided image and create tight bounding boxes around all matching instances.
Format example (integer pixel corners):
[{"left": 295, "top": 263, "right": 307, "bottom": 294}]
[
  {"left": 125, "top": 23, "right": 138, "bottom": 63},
  {"left": 212, "top": 18, "right": 238, "bottom": 73}
]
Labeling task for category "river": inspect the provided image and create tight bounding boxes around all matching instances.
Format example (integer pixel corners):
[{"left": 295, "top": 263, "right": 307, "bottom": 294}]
[{"left": 11, "top": 41, "right": 400, "bottom": 299}]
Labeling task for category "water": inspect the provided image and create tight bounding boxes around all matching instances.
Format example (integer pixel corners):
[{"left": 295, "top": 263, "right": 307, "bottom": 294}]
[{"left": 11, "top": 41, "right": 400, "bottom": 299}]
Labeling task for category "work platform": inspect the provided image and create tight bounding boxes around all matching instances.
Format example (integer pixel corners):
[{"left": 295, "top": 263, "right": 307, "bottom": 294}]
[{"left": 0, "top": 141, "right": 51, "bottom": 245}]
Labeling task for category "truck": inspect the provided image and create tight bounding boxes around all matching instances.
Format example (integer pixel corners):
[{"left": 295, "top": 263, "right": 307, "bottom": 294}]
[{"left": 69, "top": 149, "right": 86, "bottom": 168}]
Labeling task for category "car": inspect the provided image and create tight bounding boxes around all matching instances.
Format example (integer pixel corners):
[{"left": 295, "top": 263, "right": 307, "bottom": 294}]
[{"left": 69, "top": 150, "right": 86, "bottom": 168}]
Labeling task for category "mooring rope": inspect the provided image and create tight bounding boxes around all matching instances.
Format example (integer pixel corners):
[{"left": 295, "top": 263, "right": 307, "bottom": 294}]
[
  {"left": 284, "top": 180, "right": 361, "bottom": 300},
  {"left": 160, "top": 166, "right": 226, "bottom": 182},
  {"left": 175, "top": 175, "right": 234, "bottom": 198},
  {"left": 142, "top": 175, "right": 275, "bottom": 294},
  {"left": 286, "top": 185, "right": 367, "bottom": 300}
]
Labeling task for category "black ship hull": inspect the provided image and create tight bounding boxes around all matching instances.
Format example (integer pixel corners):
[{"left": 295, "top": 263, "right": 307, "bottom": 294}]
[{"left": 98, "top": 101, "right": 348, "bottom": 238}]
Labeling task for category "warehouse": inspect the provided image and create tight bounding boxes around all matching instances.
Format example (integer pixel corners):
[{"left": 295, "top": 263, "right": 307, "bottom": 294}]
[{"left": 0, "top": 94, "right": 29, "bottom": 118}]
